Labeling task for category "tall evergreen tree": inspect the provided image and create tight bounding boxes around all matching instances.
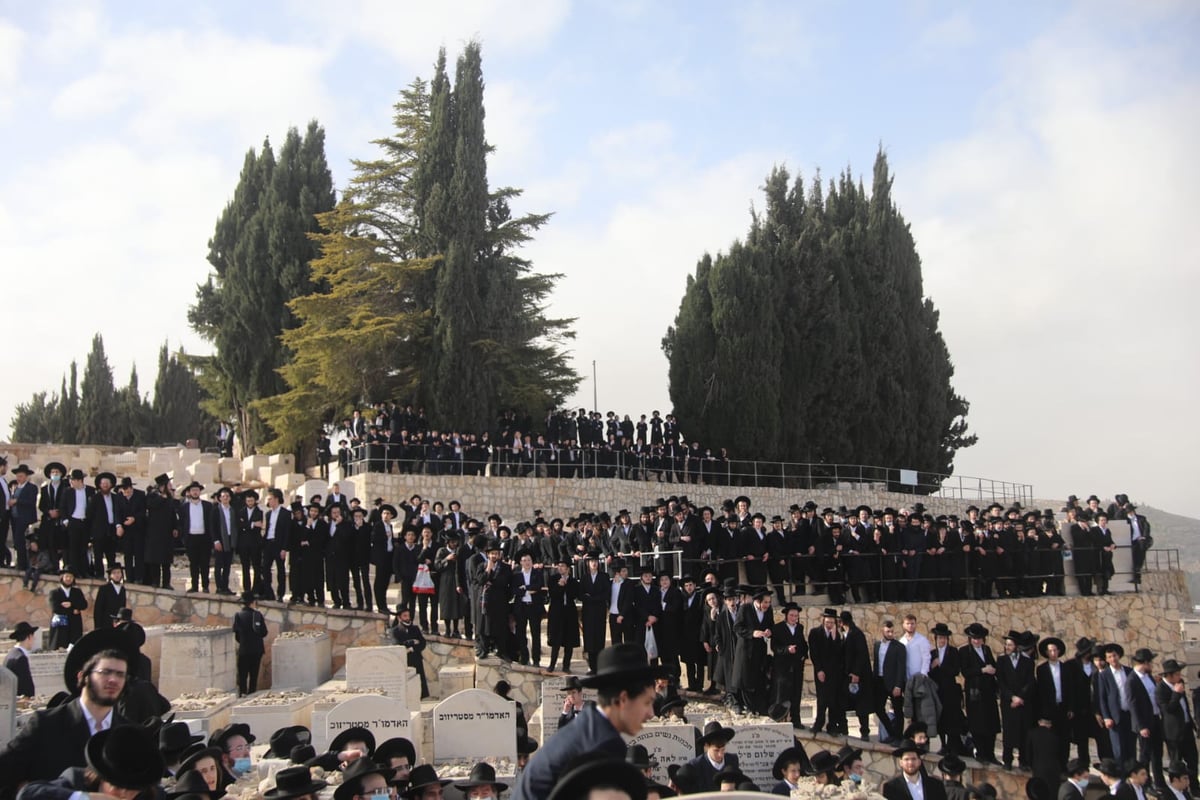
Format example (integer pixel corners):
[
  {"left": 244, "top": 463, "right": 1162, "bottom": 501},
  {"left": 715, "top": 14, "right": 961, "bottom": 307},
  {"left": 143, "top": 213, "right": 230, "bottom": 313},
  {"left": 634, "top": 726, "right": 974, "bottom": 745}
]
[
  {"left": 664, "top": 151, "right": 975, "bottom": 485},
  {"left": 10, "top": 392, "right": 58, "bottom": 443},
  {"left": 77, "top": 333, "right": 117, "bottom": 444},
  {"left": 189, "top": 121, "right": 335, "bottom": 454},
  {"left": 153, "top": 343, "right": 214, "bottom": 444},
  {"left": 258, "top": 42, "right": 577, "bottom": 452}
]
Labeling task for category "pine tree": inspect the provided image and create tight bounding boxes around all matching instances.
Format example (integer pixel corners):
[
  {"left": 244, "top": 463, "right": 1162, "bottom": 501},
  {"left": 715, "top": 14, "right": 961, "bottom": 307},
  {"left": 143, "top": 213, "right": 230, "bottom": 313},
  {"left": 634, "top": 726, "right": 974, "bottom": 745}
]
[
  {"left": 153, "top": 344, "right": 213, "bottom": 445},
  {"left": 10, "top": 392, "right": 58, "bottom": 442},
  {"left": 664, "top": 151, "right": 975, "bottom": 485},
  {"left": 189, "top": 122, "right": 335, "bottom": 454},
  {"left": 77, "top": 334, "right": 117, "bottom": 444}
]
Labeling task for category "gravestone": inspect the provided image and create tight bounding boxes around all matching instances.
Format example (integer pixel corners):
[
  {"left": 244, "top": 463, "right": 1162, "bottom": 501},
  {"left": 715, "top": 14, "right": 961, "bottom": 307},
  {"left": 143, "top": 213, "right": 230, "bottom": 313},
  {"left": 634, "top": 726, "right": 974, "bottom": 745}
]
[
  {"left": 719, "top": 719, "right": 794, "bottom": 788},
  {"left": 272, "top": 632, "right": 331, "bottom": 691},
  {"left": 538, "top": 675, "right": 596, "bottom": 744},
  {"left": 629, "top": 722, "right": 698, "bottom": 784},
  {"left": 344, "top": 646, "right": 408, "bottom": 699},
  {"left": 229, "top": 694, "right": 316, "bottom": 743},
  {"left": 160, "top": 627, "right": 237, "bottom": 697},
  {"left": 433, "top": 688, "right": 517, "bottom": 763},
  {"left": 0, "top": 666, "right": 16, "bottom": 746},
  {"left": 27, "top": 651, "right": 67, "bottom": 695},
  {"left": 317, "top": 694, "right": 421, "bottom": 757}
]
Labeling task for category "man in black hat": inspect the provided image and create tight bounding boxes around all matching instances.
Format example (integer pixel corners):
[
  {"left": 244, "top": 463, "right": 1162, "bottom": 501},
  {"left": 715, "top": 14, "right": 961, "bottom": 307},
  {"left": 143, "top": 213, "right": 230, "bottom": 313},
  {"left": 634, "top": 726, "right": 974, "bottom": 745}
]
[
  {"left": 1128, "top": 648, "right": 1166, "bottom": 792},
  {"left": 232, "top": 591, "right": 267, "bottom": 696},
  {"left": 840, "top": 610, "right": 873, "bottom": 740},
  {"left": 686, "top": 720, "right": 740, "bottom": 789},
  {"left": 92, "top": 562, "right": 127, "bottom": 630},
  {"left": 209, "top": 722, "right": 256, "bottom": 784},
  {"left": 729, "top": 587, "right": 773, "bottom": 714},
  {"left": 1097, "top": 643, "right": 1137, "bottom": 763},
  {"left": 1164, "top": 763, "right": 1192, "bottom": 800},
  {"left": 38, "top": 462, "right": 67, "bottom": 572},
  {"left": 875, "top": 620, "right": 909, "bottom": 745},
  {"left": 84, "top": 472, "right": 122, "bottom": 577},
  {"left": 809, "top": 607, "right": 847, "bottom": 735},
  {"left": 17, "top": 723, "right": 166, "bottom": 800},
  {"left": 4, "top": 621, "right": 38, "bottom": 697},
  {"left": 939, "top": 754, "right": 970, "bottom": 800},
  {"left": 0, "top": 638, "right": 131, "bottom": 791},
  {"left": 883, "top": 741, "right": 947, "bottom": 800},
  {"left": 1156, "top": 659, "right": 1197, "bottom": 789},
  {"left": 453, "top": 762, "right": 508, "bottom": 800},
  {"left": 48, "top": 568, "right": 88, "bottom": 650},
  {"left": 960, "top": 622, "right": 1001, "bottom": 764},
  {"left": 114, "top": 475, "right": 147, "bottom": 584},
  {"left": 1059, "top": 757, "right": 1092, "bottom": 800},
  {"left": 177, "top": 481, "right": 214, "bottom": 593},
  {"left": 8, "top": 464, "right": 38, "bottom": 571},
  {"left": 1034, "top": 636, "right": 1077, "bottom": 770},
  {"left": 143, "top": 473, "right": 177, "bottom": 589},
  {"left": 471, "top": 539, "right": 513, "bottom": 660},
  {"left": 514, "top": 643, "right": 662, "bottom": 800},
  {"left": 770, "top": 602, "right": 808, "bottom": 728},
  {"left": 996, "top": 630, "right": 1035, "bottom": 770}
]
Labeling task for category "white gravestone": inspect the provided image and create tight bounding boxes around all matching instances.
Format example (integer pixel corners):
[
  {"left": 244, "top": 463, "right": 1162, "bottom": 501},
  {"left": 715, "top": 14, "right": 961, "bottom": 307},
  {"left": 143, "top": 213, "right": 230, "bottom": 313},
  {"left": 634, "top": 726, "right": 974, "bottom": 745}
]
[
  {"left": 629, "top": 722, "right": 699, "bottom": 784},
  {"left": 320, "top": 694, "right": 421, "bottom": 757},
  {"left": 27, "top": 652, "right": 67, "bottom": 695},
  {"left": 433, "top": 689, "right": 517, "bottom": 763},
  {"left": 538, "top": 675, "right": 596, "bottom": 744},
  {"left": 345, "top": 646, "right": 408, "bottom": 699},
  {"left": 272, "top": 633, "right": 332, "bottom": 691},
  {"left": 0, "top": 667, "right": 16, "bottom": 747},
  {"left": 719, "top": 720, "right": 794, "bottom": 788}
]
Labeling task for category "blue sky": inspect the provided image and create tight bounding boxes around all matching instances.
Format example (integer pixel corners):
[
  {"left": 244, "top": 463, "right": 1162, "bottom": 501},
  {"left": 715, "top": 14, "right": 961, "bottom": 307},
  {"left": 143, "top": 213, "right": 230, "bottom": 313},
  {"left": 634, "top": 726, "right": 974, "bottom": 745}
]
[{"left": 1, "top": 1, "right": 1197, "bottom": 514}]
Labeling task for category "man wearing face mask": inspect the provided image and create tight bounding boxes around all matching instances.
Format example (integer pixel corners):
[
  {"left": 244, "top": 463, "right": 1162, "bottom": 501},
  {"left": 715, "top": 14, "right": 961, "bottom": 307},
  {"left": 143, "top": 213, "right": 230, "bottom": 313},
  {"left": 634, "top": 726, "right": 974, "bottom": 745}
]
[
  {"left": 38, "top": 462, "right": 68, "bottom": 570},
  {"left": 1059, "top": 757, "right": 1092, "bottom": 800},
  {"left": 209, "top": 723, "right": 256, "bottom": 787}
]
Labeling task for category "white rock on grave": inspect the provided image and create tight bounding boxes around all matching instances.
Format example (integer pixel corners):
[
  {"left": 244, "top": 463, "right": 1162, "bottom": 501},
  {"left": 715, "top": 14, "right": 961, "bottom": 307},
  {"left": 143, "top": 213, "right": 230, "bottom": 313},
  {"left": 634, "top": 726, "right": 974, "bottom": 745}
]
[
  {"left": 433, "top": 688, "right": 517, "bottom": 763},
  {"left": 344, "top": 646, "right": 408, "bottom": 699},
  {"left": 628, "top": 722, "right": 699, "bottom": 784},
  {"left": 0, "top": 666, "right": 16, "bottom": 746},
  {"left": 320, "top": 694, "right": 421, "bottom": 757}
]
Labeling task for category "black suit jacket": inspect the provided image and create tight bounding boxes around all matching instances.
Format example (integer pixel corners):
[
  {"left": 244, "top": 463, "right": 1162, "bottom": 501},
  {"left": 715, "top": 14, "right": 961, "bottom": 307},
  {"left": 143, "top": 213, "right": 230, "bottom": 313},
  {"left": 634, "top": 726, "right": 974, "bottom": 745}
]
[
  {"left": 1156, "top": 677, "right": 1195, "bottom": 743},
  {"left": 883, "top": 774, "right": 948, "bottom": 800},
  {"left": 3, "top": 646, "right": 34, "bottom": 697},
  {"left": 1127, "top": 668, "right": 1159, "bottom": 733},
  {"left": 1035, "top": 660, "right": 1079, "bottom": 719},
  {"left": 92, "top": 582, "right": 127, "bottom": 629},
  {"left": 1057, "top": 780, "right": 1085, "bottom": 800},
  {"left": 874, "top": 638, "right": 908, "bottom": 694},
  {"left": 510, "top": 568, "right": 548, "bottom": 613},
  {"left": 0, "top": 699, "right": 126, "bottom": 796}
]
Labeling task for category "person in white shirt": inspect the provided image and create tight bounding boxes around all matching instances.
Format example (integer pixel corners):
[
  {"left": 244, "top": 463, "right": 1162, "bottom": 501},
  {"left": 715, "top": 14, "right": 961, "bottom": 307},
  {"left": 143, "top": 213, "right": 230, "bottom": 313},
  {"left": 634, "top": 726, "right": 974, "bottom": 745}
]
[{"left": 900, "top": 614, "right": 932, "bottom": 679}]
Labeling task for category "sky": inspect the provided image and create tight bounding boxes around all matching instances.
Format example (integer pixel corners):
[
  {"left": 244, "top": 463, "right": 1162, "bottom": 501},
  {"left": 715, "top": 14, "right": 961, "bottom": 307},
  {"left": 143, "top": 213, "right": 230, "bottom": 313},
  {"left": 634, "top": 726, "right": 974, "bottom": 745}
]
[{"left": 1, "top": 1, "right": 1197, "bottom": 514}]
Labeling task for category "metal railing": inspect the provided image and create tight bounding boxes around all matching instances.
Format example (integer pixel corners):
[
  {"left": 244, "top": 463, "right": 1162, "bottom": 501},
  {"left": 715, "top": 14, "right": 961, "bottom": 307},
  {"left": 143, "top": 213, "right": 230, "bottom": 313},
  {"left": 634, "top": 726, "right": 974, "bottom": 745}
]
[{"left": 339, "top": 443, "right": 1033, "bottom": 503}]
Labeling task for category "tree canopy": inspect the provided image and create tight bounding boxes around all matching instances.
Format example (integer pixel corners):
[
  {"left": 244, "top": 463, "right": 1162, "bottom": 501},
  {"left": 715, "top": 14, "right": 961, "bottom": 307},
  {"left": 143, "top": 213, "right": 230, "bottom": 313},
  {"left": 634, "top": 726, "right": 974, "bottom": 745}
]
[
  {"left": 662, "top": 150, "right": 976, "bottom": 483},
  {"left": 257, "top": 42, "right": 578, "bottom": 452}
]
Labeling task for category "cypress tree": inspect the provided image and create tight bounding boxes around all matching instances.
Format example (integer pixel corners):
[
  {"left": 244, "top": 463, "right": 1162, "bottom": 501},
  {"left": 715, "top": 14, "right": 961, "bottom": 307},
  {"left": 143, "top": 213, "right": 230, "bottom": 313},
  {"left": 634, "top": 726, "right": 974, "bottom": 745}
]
[{"left": 77, "top": 333, "right": 117, "bottom": 444}]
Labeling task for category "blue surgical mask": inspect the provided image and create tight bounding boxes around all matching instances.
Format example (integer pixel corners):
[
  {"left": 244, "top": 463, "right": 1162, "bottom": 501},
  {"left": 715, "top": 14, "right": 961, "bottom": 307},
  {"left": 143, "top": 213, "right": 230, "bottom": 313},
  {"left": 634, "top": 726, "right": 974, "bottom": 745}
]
[
  {"left": 50, "top": 474, "right": 61, "bottom": 483},
  {"left": 232, "top": 757, "right": 252, "bottom": 776},
  {"left": 1073, "top": 778, "right": 1090, "bottom": 793},
  {"left": 849, "top": 773, "right": 863, "bottom": 784}
]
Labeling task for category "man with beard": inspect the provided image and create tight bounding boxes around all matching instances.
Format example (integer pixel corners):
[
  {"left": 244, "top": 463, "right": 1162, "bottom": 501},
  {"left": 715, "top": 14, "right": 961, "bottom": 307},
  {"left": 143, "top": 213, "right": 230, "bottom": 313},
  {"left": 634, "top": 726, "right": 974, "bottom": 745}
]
[
  {"left": 809, "top": 608, "right": 847, "bottom": 735},
  {"left": 91, "top": 563, "right": 127, "bottom": 629},
  {"left": 929, "top": 623, "right": 964, "bottom": 755},
  {"left": 177, "top": 481, "right": 214, "bottom": 593},
  {"left": 960, "top": 622, "right": 1001, "bottom": 764},
  {"left": 114, "top": 477, "right": 146, "bottom": 583},
  {"left": 142, "top": 474, "right": 178, "bottom": 590},
  {"left": 0, "top": 643, "right": 130, "bottom": 791},
  {"left": 679, "top": 575, "right": 706, "bottom": 691},
  {"left": 48, "top": 568, "right": 88, "bottom": 650},
  {"left": 770, "top": 602, "right": 808, "bottom": 727},
  {"left": 579, "top": 552, "right": 611, "bottom": 674},
  {"left": 38, "top": 462, "right": 67, "bottom": 571},
  {"left": 471, "top": 539, "right": 513, "bottom": 660},
  {"left": 841, "top": 610, "right": 873, "bottom": 740}
]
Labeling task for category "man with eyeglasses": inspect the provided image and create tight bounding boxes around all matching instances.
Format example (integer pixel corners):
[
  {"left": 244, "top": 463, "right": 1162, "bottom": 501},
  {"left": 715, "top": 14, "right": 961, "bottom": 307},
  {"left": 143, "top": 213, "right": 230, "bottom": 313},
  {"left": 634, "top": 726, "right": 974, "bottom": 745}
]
[
  {"left": 209, "top": 722, "right": 257, "bottom": 785},
  {"left": 0, "top": 644, "right": 130, "bottom": 792}
]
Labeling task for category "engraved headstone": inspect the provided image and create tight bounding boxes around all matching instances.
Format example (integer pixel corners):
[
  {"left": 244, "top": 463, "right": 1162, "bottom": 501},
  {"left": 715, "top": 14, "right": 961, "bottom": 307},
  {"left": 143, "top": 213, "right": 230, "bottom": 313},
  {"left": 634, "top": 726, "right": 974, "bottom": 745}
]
[
  {"left": 538, "top": 675, "right": 596, "bottom": 744},
  {"left": 719, "top": 720, "right": 794, "bottom": 788},
  {"left": 629, "top": 722, "right": 698, "bottom": 784},
  {"left": 0, "top": 666, "right": 16, "bottom": 746},
  {"left": 433, "top": 688, "right": 517, "bottom": 763},
  {"left": 321, "top": 694, "right": 420, "bottom": 756},
  {"left": 345, "top": 646, "right": 408, "bottom": 699}
]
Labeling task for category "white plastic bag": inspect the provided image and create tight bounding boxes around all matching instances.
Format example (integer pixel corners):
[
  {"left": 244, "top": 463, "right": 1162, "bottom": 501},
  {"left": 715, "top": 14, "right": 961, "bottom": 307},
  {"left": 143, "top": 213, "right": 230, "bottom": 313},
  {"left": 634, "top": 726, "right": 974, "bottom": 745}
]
[{"left": 644, "top": 627, "right": 659, "bottom": 659}]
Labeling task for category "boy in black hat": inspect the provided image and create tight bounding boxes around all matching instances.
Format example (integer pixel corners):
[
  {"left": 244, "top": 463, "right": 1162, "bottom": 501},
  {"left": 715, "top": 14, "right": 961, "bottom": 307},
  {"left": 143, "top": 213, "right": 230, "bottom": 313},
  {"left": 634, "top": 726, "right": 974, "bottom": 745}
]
[
  {"left": 513, "top": 643, "right": 662, "bottom": 800},
  {"left": 4, "top": 621, "right": 38, "bottom": 697}
]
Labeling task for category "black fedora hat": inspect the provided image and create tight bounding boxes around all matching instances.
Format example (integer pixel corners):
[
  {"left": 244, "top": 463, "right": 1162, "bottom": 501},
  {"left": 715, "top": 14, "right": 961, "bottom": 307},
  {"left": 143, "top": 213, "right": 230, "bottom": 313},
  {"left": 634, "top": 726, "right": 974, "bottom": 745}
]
[
  {"left": 168, "top": 768, "right": 216, "bottom": 798},
  {"left": 289, "top": 744, "right": 316, "bottom": 765},
  {"left": 1132, "top": 648, "right": 1157, "bottom": 664},
  {"left": 772, "top": 745, "right": 811, "bottom": 780},
  {"left": 835, "top": 744, "right": 863, "bottom": 769},
  {"left": 697, "top": 720, "right": 735, "bottom": 747},
  {"left": 8, "top": 621, "right": 37, "bottom": 641},
  {"left": 1162, "top": 659, "right": 1188, "bottom": 674},
  {"left": 452, "top": 762, "right": 509, "bottom": 793},
  {"left": 177, "top": 744, "right": 224, "bottom": 777},
  {"left": 86, "top": 725, "right": 165, "bottom": 789},
  {"left": 94, "top": 471, "right": 117, "bottom": 488},
  {"left": 517, "top": 735, "right": 539, "bottom": 756},
  {"left": 549, "top": 758, "right": 647, "bottom": 800},
  {"left": 625, "top": 743, "right": 658, "bottom": 769},
  {"left": 1075, "top": 637, "right": 1097, "bottom": 659},
  {"left": 63, "top": 626, "right": 140, "bottom": 692},
  {"left": 43, "top": 462, "right": 67, "bottom": 479},
  {"left": 329, "top": 725, "right": 376, "bottom": 756},
  {"left": 374, "top": 736, "right": 416, "bottom": 766},
  {"left": 159, "top": 721, "right": 204, "bottom": 758},
  {"left": 1026, "top": 777, "right": 1051, "bottom": 800},
  {"left": 267, "top": 725, "right": 312, "bottom": 758},
  {"left": 580, "top": 643, "right": 665, "bottom": 688},
  {"left": 1094, "top": 758, "right": 1124, "bottom": 777},
  {"left": 264, "top": 766, "right": 330, "bottom": 800},
  {"left": 930, "top": 622, "right": 952, "bottom": 638},
  {"left": 209, "top": 722, "right": 256, "bottom": 749},
  {"left": 1104, "top": 643, "right": 1125, "bottom": 658},
  {"left": 11, "top": 463, "right": 34, "bottom": 475},
  {"left": 334, "top": 757, "right": 395, "bottom": 800},
  {"left": 964, "top": 622, "right": 989, "bottom": 639},
  {"left": 809, "top": 749, "right": 840, "bottom": 774},
  {"left": 401, "top": 765, "right": 451, "bottom": 799},
  {"left": 1038, "top": 636, "right": 1067, "bottom": 659},
  {"left": 892, "top": 739, "right": 927, "bottom": 757},
  {"left": 939, "top": 754, "right": 967, "bottom": 775},
  {"left": 713, "top": 768, "right": 750, "bottom": 787}
]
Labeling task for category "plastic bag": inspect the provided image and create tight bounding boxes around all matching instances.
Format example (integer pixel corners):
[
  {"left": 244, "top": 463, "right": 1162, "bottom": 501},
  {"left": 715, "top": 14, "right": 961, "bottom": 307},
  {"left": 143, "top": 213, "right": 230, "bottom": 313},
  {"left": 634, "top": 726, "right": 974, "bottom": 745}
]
[
  {"left": 413, "top": 564, "right": 436, "bottom": 595},
  {"left": 644, "top": 627, "right": 659, "bottom": 659}
]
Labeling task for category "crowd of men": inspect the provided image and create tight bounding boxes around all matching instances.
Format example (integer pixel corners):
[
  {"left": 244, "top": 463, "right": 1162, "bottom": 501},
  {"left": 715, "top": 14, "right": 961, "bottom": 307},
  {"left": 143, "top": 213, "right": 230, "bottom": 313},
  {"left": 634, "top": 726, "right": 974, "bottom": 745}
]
[{"left": 317, "top": 406, "right": 734, "bottom": 482}]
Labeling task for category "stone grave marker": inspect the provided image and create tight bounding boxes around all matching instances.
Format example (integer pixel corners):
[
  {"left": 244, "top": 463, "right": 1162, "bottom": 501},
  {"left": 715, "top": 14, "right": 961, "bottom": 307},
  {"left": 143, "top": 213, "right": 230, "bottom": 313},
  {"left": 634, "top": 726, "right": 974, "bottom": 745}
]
[
  {"left": 0, "top": 666, "right": 16, "bottom": 746},
  {"left": 629, "top": 722, "right": 698, "bottom": 784},
  {"left": 345, "top": 646, "right": 408, "bottom": 699},
  {"left": 271, "top": 632, "right": 332, "bottom": 691},
  {"left": 27, "top": 651, "right": 67, "bottom": 695},
  {"left": 320, "top": 694, "right": 421, "bottom": 757},
  {"left": 433, "top": 688, "right": 517, "bottom": 763},
  {"left": 160, "top": 626, "right": 237, "bottom": 698},
  {"left": 538, "top": 675, "right": 596, "bottom": 744},
  {"left": 719, "top": 719, "right": 795, "bottom": 788}
]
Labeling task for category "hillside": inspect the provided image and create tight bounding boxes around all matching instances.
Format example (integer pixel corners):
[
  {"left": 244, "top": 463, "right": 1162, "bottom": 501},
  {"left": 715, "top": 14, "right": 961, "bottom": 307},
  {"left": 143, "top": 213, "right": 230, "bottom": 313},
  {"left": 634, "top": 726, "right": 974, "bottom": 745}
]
[{"left": 1140, "top": 504, "right": 1200, "bottom": 607}]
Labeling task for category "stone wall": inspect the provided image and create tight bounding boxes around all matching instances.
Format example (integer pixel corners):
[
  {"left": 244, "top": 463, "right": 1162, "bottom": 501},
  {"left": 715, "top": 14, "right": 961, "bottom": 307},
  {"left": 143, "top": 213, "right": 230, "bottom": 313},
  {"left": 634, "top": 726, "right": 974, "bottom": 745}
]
[{"left": 346, "top": 473, "right": 1021, "bottom": 524}]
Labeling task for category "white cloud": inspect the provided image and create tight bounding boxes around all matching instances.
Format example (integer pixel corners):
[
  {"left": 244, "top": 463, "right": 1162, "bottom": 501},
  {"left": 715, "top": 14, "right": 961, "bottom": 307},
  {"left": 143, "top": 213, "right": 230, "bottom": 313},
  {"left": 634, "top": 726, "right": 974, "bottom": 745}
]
[
  {"left": 916, "top": 10, "right": 976, "bottom": 52},
  {"left": 0, "top": 18, "right": 26, "bottom": 115}
]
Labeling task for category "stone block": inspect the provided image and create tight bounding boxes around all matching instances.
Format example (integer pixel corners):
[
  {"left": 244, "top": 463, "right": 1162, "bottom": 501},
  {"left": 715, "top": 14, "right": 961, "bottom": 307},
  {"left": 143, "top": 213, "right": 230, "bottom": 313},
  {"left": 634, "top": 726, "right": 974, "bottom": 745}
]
[
  {"left": 178, "top": 448, "right": 202, "bottom": 464},
  {"left": 170, "top": 692, "right": 239, "bottom": 737},
  {"left": 312, "top": 693, "right": 421, "bottom": 757},
  {"left": 713, "top": 718, "right": 795, "bottom": 788},
  {"left": 27, "top": 651, "right": 67, "bottom": 696},
  {"left": 242, "top": 455, "right": 270, "bottom": 472},
  {"left": 142, "top": 625, "right": 165, "bottom": 686},
  {"left": 437, "top": 665, "right": 474, "bottom": 697},
  {"left": 433, "top": 688, "right": 517, "bottom": 763},
  {"left": 268, "top": 454, "right": 295, "bottom": 472},
  {"left": 229, "top": 692, "right": 316, "bottom": 743},
  {"left": 0, "top": 663, "right": 16, "bottom": 745},
  {"left": 219, "top": 458, "right": 243, "bottom": 483},
  {"left": 159, "top": 626, "right": 237, "bottom": 698},
  {"left": 345, "top": 646, "right": 408, "bottom": 699},
  {"left": 77, "top": 448, "right": 103, "bottom": 470},
  {"left": 271, "top": 632, "right": 331, "bottom": 691},
  {"left": 274, "top": 473, "right": 305, "bottom": 493},
  {"left": 539, "top": 674, "right": 596, "bottom": 744},
  {"left": 187, "top": 461, "right": 217, "bottom": 488},
  {"left": 629, "top": 722, "right": 699, "bottom": 784},
  {"left": 299, "top": 479, "right": 329, "bottom": 503}
]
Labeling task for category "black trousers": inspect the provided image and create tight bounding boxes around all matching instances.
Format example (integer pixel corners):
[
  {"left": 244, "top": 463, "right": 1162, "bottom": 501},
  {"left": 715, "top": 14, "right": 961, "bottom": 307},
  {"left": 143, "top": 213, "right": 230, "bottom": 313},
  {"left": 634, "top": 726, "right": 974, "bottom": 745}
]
[
  {"left": 372, "top": 564, "right": 391, "bottom": 613},
  {"left": 236, "top": 650, "right": 262, "bottom": 695},
  {"left": 875, "top": 676, "right": 904, "bottom": 740},
  {"left": 147, "top": 561, "right": 172, "bottom": 589},
  {"left": 262, "top": 540, "right": 286, "bottom": 599},
  {"left": 814, "top": 676, "right": 846, "bottom": 732},
  {"left": 184, "top": 535, "right": 211, "bottom": 590},
  {"left": 513, "top": 604, "right": 543, "bottom": 663},
  {"left": 120, "top": 530, "right": 144, "bottom": 583},
  {"left": 66, "top": 518, "right": 89, "bottom": 576},
  {"left": 773, "top": 663, "right": 805, "bottom": 725},
  {"left": 684, "top": 658, "right": 704, "bottom": 691},
  {"left": 1137, "top": 719, "right": 1165, "bottom": 788},
  {"left": 213, "top": 546, "right": 233, "bottom": 592},
  {"left": 608, "top": 613, "right": 630, "bottom": 646},
  {"left": 239, "top": 546, "right": 262, "bottom": 594},
  {"left": 352, "top": 563, "right": 371, "bottom": 609},
  {"left": 1166, "top": 729, "right": 1199, "bottom": 789}
]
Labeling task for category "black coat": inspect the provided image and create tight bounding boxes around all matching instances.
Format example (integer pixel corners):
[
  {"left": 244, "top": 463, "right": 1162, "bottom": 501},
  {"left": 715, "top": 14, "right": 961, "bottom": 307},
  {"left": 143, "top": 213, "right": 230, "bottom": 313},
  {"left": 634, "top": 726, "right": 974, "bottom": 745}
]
[
  {"left": 730, "top": 603, "right": 772, "bottom": 692},
  {"left": 680, "top": 590, "right": 705, "bottom": 663},
  {"left": 91, "top": 582, "right": 127, "bottom": 630},
  {"left": 883, "top": 774, "right": 948, "bottom": 800},
  {"left": 4, "top": 646, "right": 34, "bottom": 697},
  {"left": 434, "top": 546, "right": 465, "bottom": 620},
  {"left": 48, "top": 585, "right": 87, "bottom": 650},
  {"left": 579, "top": 569, "right": 610, "bottom": 654},
  {"left": 0, "top": 699, "right": 126, "bottom": 794},
  {"left": 546, "top": 574, "right": 581, "bottom": 647},
  {"left": 143, "top": 490, "right": 177, "bottom": 564},
  {"left": 960, "top": 643, "right": 1001, "bottom": 734},
  {"left": 232, "top": 607, "right": 267, "bottom": 656}
]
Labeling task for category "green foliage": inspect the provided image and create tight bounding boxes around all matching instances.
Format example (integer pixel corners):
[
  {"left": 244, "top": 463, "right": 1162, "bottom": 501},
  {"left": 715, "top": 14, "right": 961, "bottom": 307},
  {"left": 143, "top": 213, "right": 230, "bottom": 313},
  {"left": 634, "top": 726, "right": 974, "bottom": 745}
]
[
  {"left": 153, "top": 343, "right": 215, "bottom": 444},
  {"left": 664, "top": 150, "right": 976, "bottom": 483},
  {"left": 77, "top": 334, "right": 118, "bottom": 444},
  {"left": 257, "top": 41, "right": 578, "bottom": 451},
  {"left": 189, "top": 121, "right": 335, "bottom": 454}
]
